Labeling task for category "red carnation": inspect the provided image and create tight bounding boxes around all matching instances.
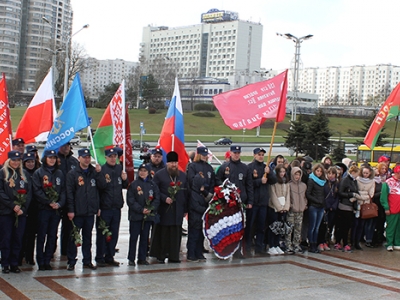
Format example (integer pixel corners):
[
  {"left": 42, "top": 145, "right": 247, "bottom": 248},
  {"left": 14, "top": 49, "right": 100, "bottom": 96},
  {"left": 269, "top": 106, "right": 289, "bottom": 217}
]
[
  {"left": 47, "top": 182, "right": 53, "bottom": 188},
  {"left": 214, "top": 186, "right": 221, "bottom": 193},
  {"left": 169, "top": 182, "right": 175, "bottom": 187},
  {"left": 176, "top": 181, "right": 182, "bottom": 186},
  {"left": 216, "top": 204, "right": 222, "bottom": 210},
  {"left": 17, "top": 189, "right": 27, "bottom": 194},
  {"left": 76, "top": 243, "right": 81, "bottom": 247},
  {"left": 106, "top": 235, "right": 112, "bottom": 243},
  {"left": 149, "top": 195, "right": 154, "bottom": 201}
]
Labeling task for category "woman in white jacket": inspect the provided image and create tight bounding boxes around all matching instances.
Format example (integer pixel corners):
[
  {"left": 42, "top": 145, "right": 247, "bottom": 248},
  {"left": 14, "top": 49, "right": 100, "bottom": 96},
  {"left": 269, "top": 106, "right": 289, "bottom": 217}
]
[
  {"left": 267, "top": 164, "right": 290, "bottom": 255},
  {"left": 353, "top": 165, "right": 375, "bottom": 250}
]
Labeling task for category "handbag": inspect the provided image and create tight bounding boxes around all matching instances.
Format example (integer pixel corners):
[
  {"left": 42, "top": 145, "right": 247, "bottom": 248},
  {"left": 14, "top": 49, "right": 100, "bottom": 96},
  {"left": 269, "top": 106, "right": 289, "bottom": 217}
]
[{"left": 360, "top": 202, "right": 378, "bottom": 219}]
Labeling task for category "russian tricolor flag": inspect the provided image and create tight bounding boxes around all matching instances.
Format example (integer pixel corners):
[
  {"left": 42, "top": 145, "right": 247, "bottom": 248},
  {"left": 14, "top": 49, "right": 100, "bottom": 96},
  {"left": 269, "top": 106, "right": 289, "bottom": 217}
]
[{"left": 159, "top": 77, "right": 189, "bottom": 171}]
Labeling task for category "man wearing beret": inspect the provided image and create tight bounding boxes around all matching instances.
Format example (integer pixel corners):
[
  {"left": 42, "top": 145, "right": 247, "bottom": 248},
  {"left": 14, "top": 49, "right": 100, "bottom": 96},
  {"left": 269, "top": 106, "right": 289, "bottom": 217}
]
[
  {"left": 150, "top": 151, "right": 188, "bottom": 263},
  {"left": 95, "top": 147, "right": 128, "bottom": 267},
  {"left": 147, "top": 148, "right": 165, "bottom": 178},
  {"left": 216, "top": 145, "right": 254, "bottom": 258},
  {"left": 246, "top": 147, "right": 277, "bottom": 254},
  {"left": 12, "top": 138, "right": 25, "bottom": 154},
  {"left": 65, "top": 149, "right": 102, "bottom": 271}
]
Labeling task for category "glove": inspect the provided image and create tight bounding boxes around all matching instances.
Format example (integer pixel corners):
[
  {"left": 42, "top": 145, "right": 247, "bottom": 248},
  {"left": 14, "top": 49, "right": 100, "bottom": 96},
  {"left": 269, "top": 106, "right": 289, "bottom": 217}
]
[
  {"left": 204, "top": 193, "right": 213, "bottom": 203},
  {"left": 201, "top": 190, "right": 209, "bottom": 197}
]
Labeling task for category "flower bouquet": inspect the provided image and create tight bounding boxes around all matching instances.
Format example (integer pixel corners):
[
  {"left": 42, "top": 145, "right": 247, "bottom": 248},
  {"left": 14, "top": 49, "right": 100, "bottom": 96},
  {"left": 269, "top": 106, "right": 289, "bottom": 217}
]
[
  {"left": 43, "top": 178, "right": 59, "bottom": 214},
  {"left": 166, "top": 180, "right": 182, "bottom": 212},
  {"left": 98, "top": 217, "right": 112, "bottom": 243},
  {"left": 202, "top": 179, "right": 245, "bottom": 259},
  {"left": 71, "top": 220, "right": 82, "bottom": 247},
  {"left": 142, "top": 193, "right": 155, "bottom": 229},
  {"left": 14, "top": 189, "right": 27, "bottom": 228}
]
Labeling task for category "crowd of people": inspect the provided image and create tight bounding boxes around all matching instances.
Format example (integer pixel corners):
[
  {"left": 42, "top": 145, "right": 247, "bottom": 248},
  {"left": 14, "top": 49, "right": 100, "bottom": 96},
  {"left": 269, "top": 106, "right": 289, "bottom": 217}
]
[{"left": 0, "top": 138, "right": 398, "bottom": 274}]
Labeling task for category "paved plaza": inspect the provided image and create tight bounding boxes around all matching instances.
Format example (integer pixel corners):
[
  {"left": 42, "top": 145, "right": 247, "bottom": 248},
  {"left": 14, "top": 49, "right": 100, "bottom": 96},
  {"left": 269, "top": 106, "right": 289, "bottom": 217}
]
[{"left": 1, "top": 206, "right": 400, "bottom": 299}]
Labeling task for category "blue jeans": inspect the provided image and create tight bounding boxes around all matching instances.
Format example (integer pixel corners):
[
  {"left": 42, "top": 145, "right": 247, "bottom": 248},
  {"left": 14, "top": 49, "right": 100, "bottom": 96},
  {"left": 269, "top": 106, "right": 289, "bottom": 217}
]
[
  {"left": 245, "top": 205, "right": 267, "bottom": 251},
  {"left": 67, "top": 215, "right": 95, "bottom": 265},
  {"left": 36, "top": 210, "right": 61, "bottom": 265},
  {"left": 128, "top": 220, "right": 151, "bottom": 262},
  {"left": 95, "top": 209, "right": 121, "bottom": 263},
  {"left": 308, "top": 206, "right": 324, "bottom": 244},
  {"left": 364, "top": 217, "right": 377, "bottom": 243},
  {"left": 187, "top": 227, "right": 204, "bottom": 259}
]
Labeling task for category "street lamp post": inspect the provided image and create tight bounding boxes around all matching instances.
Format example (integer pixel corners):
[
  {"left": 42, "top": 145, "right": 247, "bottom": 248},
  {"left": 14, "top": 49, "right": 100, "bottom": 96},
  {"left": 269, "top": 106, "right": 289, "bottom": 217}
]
[
  {"left": 41, "top": 16, "right": 59, "bottom": 92},
  {"left": 63, "top": 24, "right": 89, "bottom": 100},
  {"left": 277, "top": 33, "right": 313, "bottom": 122}
]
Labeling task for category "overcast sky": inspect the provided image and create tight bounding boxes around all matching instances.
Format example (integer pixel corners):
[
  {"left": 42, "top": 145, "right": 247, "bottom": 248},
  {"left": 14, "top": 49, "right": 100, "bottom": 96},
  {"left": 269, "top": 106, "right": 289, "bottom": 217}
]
[{"left": 70, "top": 0, "right": 400, "bottom": 70}]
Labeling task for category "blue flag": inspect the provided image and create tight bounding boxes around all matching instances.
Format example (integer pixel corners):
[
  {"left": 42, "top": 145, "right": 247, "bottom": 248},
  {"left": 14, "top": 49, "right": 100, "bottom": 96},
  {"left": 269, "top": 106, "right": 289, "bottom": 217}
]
[{"left": 44, "top": 73, "right": 89, "bottom": 151}]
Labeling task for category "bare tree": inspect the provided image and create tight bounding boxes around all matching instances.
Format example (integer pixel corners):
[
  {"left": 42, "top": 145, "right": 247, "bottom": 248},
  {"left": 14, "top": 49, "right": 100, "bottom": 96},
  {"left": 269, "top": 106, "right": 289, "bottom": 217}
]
[{"left": 35, "top": 42, "right": 90, "bottom": 103}]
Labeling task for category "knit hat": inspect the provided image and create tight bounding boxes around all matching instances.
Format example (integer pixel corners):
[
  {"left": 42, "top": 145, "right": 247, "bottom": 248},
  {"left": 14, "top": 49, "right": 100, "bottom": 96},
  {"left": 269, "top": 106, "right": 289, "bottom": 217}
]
[{"left": 166, "top": 151, "right": 178, "bottom": 162}]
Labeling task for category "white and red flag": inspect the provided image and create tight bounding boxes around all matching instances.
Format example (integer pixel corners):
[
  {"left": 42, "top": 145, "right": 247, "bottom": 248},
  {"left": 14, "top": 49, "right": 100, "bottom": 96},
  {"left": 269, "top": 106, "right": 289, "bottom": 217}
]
[
  {"left": 213, "top": 70, "right": 288, "bottom": 129},
  {"left": 0, "top": 73, "right": 12, "bottom": 164},
  {"left": 15, "top": 68, "right": 56, "bottom": 143},
  {"left": 91, "top": 80, "right": 134, "bottom": 181}
]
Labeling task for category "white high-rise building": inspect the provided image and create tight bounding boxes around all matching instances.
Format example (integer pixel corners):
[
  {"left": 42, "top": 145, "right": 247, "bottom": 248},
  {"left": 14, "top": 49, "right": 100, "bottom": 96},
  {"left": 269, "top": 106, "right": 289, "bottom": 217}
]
[
  {"left": 0, "top": 0, "right": 72, "bottom": 94},
  {"left": 290, "top": 64, "right": 400, "bottom": 106},
  {"left": 80, "top": 58, "right": 138, "bottom": 99},
  {"left": 139, "top": 9, "right": 263, "bottom": 79}
]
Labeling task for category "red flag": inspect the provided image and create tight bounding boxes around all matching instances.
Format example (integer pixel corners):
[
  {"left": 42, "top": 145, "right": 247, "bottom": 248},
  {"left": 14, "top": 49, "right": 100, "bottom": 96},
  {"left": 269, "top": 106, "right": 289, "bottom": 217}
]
[
  {"left": 364, "top": 83, "right": 400, "bottom": 149},
  {"left": 124, "top": 108, "right": 134, "bottom": 182},
  {"left": 0, "top": 73, "right": 12, "bottom": 164},
  {"left": 213, "top": 70, "right": 288, "bottom": 129},
  {"left": 15, "top": 68, "right": 56, "bottom": 143}
]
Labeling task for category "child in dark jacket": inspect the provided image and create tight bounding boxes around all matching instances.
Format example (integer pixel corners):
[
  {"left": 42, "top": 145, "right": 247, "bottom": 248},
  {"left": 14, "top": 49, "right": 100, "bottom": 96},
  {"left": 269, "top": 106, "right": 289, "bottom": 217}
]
[
  {"left": 317, "top": 166, "right": 339, "bottom": 252},
  {"left": 187, "top": 173, "right": 212, "bottom": 262}
]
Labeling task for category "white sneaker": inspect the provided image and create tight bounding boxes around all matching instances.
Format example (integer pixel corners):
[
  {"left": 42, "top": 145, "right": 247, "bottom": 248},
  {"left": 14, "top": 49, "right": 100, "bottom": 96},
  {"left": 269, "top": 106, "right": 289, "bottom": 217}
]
[
  {"left": 275, "top": 246, "right": 285, "bottom": 254},
  {"left": 387, "top": 245, "right": 394, "bottom": 251},
  {"left": 268, "top": 247, "right": 278, "bottom": 255},
  {"left": 393, "top": 246, "right": 400, "bottom": 250}
]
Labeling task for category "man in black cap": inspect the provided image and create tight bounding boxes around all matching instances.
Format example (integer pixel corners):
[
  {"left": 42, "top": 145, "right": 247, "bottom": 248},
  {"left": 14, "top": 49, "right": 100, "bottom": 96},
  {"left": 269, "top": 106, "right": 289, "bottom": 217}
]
[
  {"left": 58, "top": 142, "right": 79, "bottom": 256},
  {"left": 246, "top": 147, "right": 277, "bottom": 254},
  {"left": 150, "top": 151, "right": 188, "bottom": 263},
  {"left": 95, "top": 147, "right": 128, "bottom": 267},
  {"left": 146, "top": 148, "right": 165, "bottom": 178},
  {"left": 65, "top": 149, "right": 102, "bottom": 271},
  {"left": 216, "top": 145, "right": 254, "bottom": 258},
  {"left": 12, "top": 138, "right": 25, "bottom": 154}
]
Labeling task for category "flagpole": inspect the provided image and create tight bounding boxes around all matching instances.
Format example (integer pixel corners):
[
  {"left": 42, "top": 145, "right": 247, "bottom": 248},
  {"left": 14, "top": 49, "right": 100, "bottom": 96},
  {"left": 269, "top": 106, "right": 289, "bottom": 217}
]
[
  {"left": 171, "top": 134, "right": 175, "bottom": 151},
  {"left": 88, "top": 125, "right": 98, "bottom": 163},
  {"left": 212, "top": 154, "right": 222, "bottom": 165},
  {"left": 121, "top": 80, "right": 126, "bottom": 173},
  {"left": 266, "top": 121, "right": 278, "bottom": 177},
  {"left": 389, "top": 115, "right": 399, "bottom": 162}
]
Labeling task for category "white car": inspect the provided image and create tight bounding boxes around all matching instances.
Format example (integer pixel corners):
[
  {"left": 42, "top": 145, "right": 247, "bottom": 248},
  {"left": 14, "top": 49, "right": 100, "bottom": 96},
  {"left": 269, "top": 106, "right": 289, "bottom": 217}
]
[{"left": 70, "top": 135, "right": 81, "bottom": 146}]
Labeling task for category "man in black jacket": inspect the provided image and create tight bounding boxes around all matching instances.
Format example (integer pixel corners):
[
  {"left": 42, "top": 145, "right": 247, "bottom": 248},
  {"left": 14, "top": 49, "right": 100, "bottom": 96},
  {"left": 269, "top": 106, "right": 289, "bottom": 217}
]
[
  {"left": 95, "top": 148, "right": 128, "bottom": 267},
  {"left": 58, "top": 142, "right": 79, "bottom": 256},
  {"left": 216, "top": 145, "right": 254, "bottom": 258},
  {"left": 66, "top": 149, "right": 102, "bottom": 271},
  {"left": 246, "top": 147, "right": 277, "bottom": 253},
  {"left": 147, "top": 148, "right": 165, "bottom": 178}
]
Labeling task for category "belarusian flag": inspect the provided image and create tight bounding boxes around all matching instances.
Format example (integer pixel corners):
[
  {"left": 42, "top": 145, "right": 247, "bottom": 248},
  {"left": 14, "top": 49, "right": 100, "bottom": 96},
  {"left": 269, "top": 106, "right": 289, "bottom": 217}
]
[
  {"left": 91, "top": 81, "right": 125, "bottom": 164},
  {"left": 90, "top": 80, "right": 134, "bottom": 181},
  {"left": 364, "top": 82, "right": 400, "bottom": 149}
]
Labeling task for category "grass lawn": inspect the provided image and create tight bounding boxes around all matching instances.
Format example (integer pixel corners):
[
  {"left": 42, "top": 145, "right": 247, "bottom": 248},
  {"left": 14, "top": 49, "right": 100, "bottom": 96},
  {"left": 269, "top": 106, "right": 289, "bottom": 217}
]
[{"left": 9, "top": 107, "right": 400, "bottom": 144}]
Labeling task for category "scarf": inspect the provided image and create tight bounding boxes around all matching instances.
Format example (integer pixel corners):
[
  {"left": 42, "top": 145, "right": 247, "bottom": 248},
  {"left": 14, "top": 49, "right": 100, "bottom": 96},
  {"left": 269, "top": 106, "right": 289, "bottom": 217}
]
[
  {"left": 357, "top": 176, "right": 373, "bottom": 185},
  {"left": 310, "top": 172, "right": 326, "bottom": 187}
]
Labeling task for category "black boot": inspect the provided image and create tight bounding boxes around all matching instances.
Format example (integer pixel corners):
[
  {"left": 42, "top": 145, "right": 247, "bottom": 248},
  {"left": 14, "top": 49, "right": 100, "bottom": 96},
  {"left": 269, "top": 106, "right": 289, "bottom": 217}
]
[{"left": 355, "top": 243, "right": 363, "bottom": 250}]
